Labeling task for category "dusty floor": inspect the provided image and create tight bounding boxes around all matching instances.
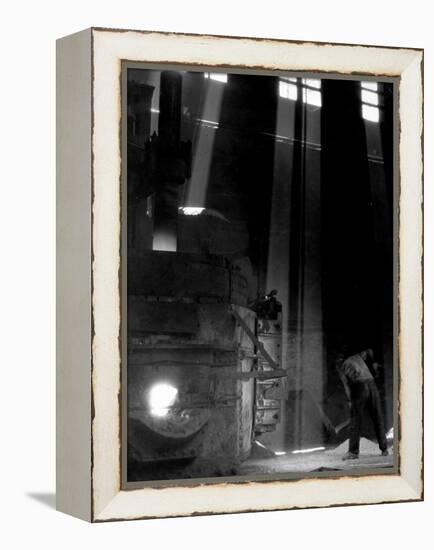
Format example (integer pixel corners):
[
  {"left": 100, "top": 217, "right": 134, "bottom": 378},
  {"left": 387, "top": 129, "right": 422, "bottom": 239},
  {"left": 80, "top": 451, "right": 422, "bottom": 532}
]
[
  {"left": 235, "top": 438, "right": 394, "bottom": 476},
  {"left": 128, "top": 438, "right": 394, "bottom": 481}
]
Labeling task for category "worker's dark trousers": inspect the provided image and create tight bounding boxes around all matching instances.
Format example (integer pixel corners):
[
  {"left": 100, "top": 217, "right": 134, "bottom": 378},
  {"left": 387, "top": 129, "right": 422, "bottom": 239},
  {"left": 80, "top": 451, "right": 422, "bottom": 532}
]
[{"left": 349, "top": 380, "right": 387, "bottom": 454}]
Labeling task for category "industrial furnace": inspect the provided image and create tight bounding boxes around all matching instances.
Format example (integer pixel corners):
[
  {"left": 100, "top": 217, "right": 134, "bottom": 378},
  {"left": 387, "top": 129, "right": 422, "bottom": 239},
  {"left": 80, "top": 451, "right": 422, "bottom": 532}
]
[{"left": 126, "top": 70, "right": 286, "bottom": 479}]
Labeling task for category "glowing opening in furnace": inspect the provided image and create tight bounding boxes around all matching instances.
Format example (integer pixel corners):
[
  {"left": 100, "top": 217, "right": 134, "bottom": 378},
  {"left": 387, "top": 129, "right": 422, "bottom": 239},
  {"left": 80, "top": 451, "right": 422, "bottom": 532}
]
[{"left": 148, "top": 383, "right": 178, "bottom": 417}]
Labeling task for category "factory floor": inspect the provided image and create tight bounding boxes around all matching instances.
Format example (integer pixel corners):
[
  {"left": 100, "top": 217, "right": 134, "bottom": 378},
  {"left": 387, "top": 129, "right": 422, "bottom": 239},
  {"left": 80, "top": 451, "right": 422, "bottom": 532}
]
[
  {"left": 234, "top": 438, "right": 394, "bottom": 477},
  {"left": 128, "top": 438, "right": 394, "bottom": 481}
]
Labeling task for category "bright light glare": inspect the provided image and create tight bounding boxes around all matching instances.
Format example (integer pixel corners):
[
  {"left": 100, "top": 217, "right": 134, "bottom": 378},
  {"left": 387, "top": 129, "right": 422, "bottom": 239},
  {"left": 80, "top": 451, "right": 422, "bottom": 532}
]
[
  {"left": 279, "top": 78, "right": 322, "bottom": 106},
  {"left": 292, "top": 446, "right": 326, "bottom": 454},
  {"left": 386, "top": 427, "right": 394, "bottom": 440},
  {"left": 303, "top": 88, "right": 322, "bottom": 107},
  {"left": 199, "top": 119, "right": 219, "bottom": 128},
  {"left": 279, "top": 80, "right": 297, "bottom": 100},
  {"left": 361, "top": 81, "right": 378, "bottom": 91},
  {"left": 274, "top": 451, "right": 287, "bottom": 456},
  {"left": 148, "top": 383, "right": 178, "bottom": 417},
  {"left": 362, "top": 104, "right": 380, "bottom": 122},
  {"left": 303, "top": 78, "right": 321, "bottom": 89},
  {"left": 361, "top": 89, "right": 379, "bottom": 106},
  {"left": 361, "top": 81, "right": 380, "bottom": 122},
  {"left": 204, "top": 72, "right": 228, "bottom": 83},
  {"left": 179, "top": 207, "right": 205, "bottom": 216}
]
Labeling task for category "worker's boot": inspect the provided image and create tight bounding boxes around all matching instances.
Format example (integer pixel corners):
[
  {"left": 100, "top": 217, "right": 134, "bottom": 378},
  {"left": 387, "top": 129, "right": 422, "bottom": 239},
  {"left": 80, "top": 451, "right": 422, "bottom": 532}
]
[
  {"left": 342, "top": 451, "right": 359, "bottom": 461},
  {"left": 380, "top": 449, "right": 389, "bottom": 457}
]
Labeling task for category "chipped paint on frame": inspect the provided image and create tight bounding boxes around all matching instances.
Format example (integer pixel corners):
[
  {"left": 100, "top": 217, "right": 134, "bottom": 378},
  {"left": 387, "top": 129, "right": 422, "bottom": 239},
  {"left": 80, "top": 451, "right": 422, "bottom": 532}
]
[{"left": 89, "top": 27, "right": 423, "bottom": 522}]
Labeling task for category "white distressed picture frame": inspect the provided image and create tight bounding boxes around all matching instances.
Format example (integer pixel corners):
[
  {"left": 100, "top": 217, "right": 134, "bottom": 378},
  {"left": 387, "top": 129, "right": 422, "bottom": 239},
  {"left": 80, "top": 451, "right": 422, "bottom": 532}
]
[{"left": 56, "top": 28, "right": 423, "bottom": 522}]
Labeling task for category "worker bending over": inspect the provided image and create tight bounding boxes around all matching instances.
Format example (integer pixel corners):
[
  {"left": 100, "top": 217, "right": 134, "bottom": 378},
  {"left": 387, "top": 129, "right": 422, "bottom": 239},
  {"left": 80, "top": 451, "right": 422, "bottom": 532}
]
[{"left": 337, "top": 348, "right": 388, "bottom": 460}]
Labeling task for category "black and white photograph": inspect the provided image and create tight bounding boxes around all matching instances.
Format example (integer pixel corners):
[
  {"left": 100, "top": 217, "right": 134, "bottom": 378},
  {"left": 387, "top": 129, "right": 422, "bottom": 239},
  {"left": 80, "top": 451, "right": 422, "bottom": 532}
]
[
  {"left": 124, "top": 66, "right": 396, "bottom": 484},
  {"left": 1, "top": 0, "right": 430, "bottom": 537}
]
